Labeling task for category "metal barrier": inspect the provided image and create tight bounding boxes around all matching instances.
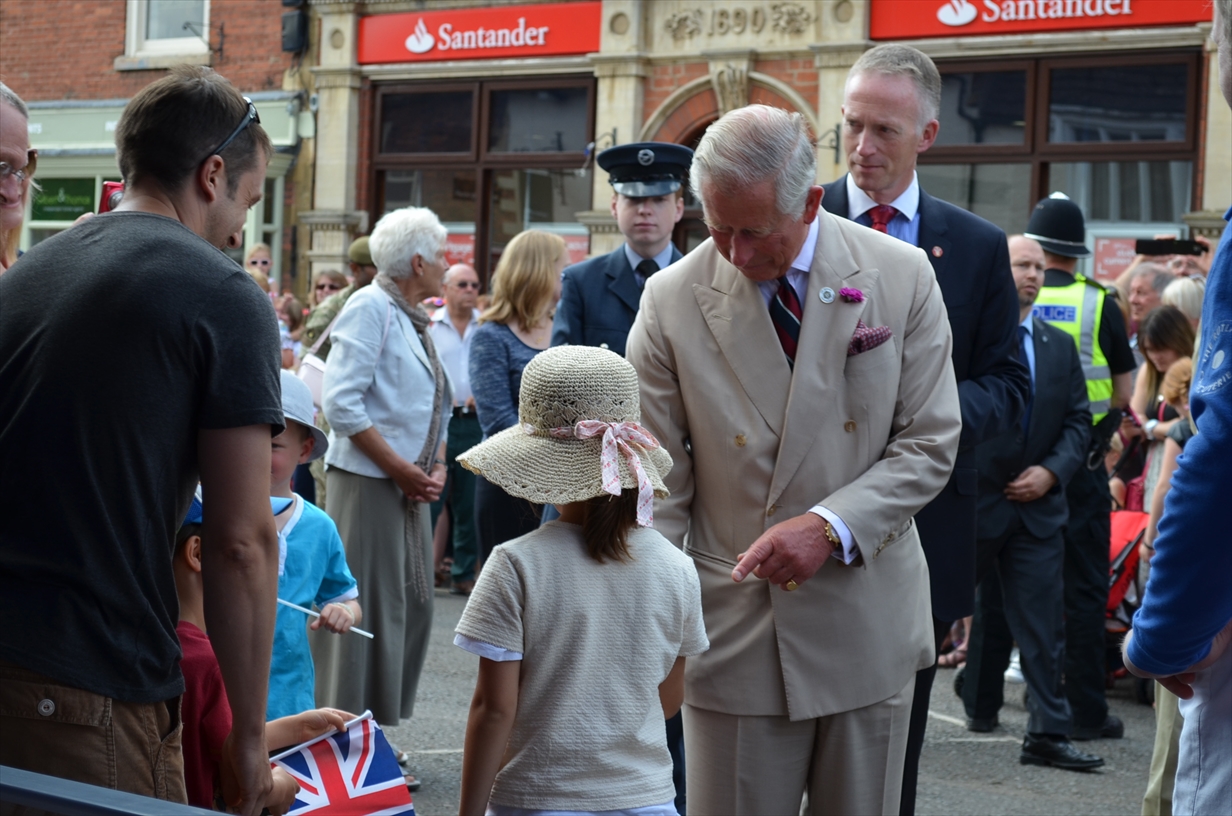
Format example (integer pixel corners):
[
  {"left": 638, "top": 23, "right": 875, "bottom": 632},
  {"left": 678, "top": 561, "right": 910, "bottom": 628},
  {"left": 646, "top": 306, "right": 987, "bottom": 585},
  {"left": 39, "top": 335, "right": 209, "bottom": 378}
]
[{"left": 0, "top": 766, "right": 216, "bottom": 815}]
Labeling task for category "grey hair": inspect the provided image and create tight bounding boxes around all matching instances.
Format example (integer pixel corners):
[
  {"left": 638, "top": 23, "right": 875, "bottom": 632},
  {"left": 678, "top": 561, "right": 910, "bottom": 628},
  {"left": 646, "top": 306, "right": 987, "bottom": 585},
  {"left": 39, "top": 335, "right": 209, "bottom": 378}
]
[
  {"left": 847, "top": 44, "right": 942, "bottom": 127},
  {"left": 690, "top": 104, "right": 816, "bottom": 220},
  {"left": 1218, "top": 0, "right": 1232, "bottom": 46},
  {"left": 0, "top": 82, "right": 28, "bottom": 118},
  {"left": 1132, "top": 262, "right": 1174, "bottom": 296},
  {"left": 1162, "top": 276, "right": 1204, "bottom": 322},
  {"left": 368, "top": 207, "right": 447, "bottom": 280}
]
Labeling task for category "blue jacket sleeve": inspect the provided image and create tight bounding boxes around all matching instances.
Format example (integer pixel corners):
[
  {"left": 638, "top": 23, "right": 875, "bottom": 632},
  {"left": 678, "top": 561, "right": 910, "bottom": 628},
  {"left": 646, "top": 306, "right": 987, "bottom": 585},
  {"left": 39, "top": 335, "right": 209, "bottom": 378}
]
[
  {"left": 551, "top": 267, "right": 584, "bottom": 347},
  {"left": 470, "top": 327, "right": 520, "bottom": 438},
  {"left": 957, "top": 235, "right": 1030, "bottom": 449},
  {"left": 1127, "top": 218, "right": 1232, "bottom": 675}
]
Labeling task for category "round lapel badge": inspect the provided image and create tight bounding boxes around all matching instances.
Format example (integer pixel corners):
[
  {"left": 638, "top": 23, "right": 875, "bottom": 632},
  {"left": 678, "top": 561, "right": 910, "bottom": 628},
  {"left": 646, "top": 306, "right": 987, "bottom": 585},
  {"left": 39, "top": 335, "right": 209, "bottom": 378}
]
[
  {"left": 932, "top": 246, "right": 944, "bottom": 258},
  {"left": 637, "top": 148, "right": 655, "bottom": 166},
  {"left": 819, "top": 287, "right": 835, "bottom": 304}
]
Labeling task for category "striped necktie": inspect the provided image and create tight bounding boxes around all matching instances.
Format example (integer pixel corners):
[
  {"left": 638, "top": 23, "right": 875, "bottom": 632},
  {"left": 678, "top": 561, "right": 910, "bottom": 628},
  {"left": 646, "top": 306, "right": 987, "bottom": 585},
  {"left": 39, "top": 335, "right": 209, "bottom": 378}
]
[{"left": 770, "top": 276, "right": 803, "bottom": 368}]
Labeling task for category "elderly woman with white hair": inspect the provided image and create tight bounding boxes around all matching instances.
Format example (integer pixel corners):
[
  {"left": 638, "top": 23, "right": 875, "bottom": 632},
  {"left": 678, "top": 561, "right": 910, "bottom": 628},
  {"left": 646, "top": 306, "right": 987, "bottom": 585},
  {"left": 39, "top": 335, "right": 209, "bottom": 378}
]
[{"left": 315, "top": 206, "right": 451, "bottom": 771}]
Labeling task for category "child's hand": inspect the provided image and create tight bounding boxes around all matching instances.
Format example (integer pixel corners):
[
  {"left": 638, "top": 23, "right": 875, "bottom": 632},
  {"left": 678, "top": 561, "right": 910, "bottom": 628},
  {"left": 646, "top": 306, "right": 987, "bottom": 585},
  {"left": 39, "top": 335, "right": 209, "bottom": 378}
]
[
  {"left": 311, "top": 601, "right": 355, "bottom": 634},
  {"left": 292, "top": 708, "right": 357, "bottom": 744},
  {"left": 264, "top": 766, "right": 301, "bottom": 816}
]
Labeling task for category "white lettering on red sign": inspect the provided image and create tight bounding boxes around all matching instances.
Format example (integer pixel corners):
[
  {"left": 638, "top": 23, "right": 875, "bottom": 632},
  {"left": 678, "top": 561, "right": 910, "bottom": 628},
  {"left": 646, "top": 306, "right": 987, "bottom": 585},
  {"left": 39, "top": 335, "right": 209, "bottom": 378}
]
[
  {"left": 400, "top": 17, "right": 552, "bottom": 54},
  {"left": 936, "top": 0, "right": 1133, "bottom": 27}
]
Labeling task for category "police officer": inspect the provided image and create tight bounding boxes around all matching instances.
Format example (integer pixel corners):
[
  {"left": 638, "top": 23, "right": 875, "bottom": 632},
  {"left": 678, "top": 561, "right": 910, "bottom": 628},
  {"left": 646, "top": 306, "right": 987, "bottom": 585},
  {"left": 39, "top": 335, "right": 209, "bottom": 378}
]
[
  {"left": 1026, "top": 193, "right": 1136, "bottom": 741},
  {"left": 550, "top": 141, "right": 692, "bottom": 356}
]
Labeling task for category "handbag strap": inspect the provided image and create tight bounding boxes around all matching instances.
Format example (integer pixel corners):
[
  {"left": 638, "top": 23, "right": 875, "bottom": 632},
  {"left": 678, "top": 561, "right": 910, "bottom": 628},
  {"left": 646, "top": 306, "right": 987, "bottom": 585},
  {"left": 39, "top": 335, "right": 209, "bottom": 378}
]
[{"left": 307, "top": 309, "right": 343, "bottom": 356}]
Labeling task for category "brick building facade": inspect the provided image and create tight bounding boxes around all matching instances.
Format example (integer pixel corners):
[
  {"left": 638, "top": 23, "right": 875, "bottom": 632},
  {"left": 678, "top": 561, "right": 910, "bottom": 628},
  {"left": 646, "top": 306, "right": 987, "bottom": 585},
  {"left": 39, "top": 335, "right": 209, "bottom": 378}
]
[{"left": 1, "top": 0, "right": 317, "bottom": 295}]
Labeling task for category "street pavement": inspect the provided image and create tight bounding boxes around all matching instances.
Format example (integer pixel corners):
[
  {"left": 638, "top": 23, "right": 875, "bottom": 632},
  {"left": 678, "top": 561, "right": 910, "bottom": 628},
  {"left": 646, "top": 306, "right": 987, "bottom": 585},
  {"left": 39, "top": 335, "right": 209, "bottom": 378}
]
[{"left": 386, "top": 588, "right": 1157, "bottom": 816}]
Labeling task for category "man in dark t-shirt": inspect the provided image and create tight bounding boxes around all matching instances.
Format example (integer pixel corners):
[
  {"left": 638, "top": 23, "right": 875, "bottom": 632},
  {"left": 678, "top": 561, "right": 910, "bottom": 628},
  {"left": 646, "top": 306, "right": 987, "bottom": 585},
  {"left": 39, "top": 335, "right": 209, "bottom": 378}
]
[{"left": 0, "top": 67, "right": 284, "bottom": 815}]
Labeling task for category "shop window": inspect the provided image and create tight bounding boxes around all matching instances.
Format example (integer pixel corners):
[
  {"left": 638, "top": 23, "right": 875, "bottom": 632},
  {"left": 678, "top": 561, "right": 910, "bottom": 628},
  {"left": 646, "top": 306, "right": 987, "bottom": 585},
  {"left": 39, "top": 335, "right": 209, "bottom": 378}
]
[
  {"left": 1048, "top": 64, "right": 1188, "bottom": 144},
  {"left": 923, "top": 52, "right": 1200, "bottom": 235},
  {"left": 916, "top": 164, "right": 1033, "bottom": 234},
  {"left": 120, "top": 0, "right": 210, "bottom": 68},
  {"left": 487, "top": 88, "right": 590, "bottom": 153},
  {"left": 24, "top": 177, "right": 118, "bottom": 249},
  {"left": 373, "top": 77, "right": 594, "bottom": 278},
  {"left": 935, "top": 71, "right": 1027, "bottom": 146}
]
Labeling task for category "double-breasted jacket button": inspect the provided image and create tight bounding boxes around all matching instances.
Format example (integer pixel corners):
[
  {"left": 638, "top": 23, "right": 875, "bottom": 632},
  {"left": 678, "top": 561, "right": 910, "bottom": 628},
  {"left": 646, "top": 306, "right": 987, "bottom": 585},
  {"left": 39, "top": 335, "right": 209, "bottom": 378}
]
[
  {"left": 767, "top": 505, "right": 777, "bottom": 516},
  {"left": 734, "top": 434, "right": 746, "bottom": 447},
  {"left": 37, "top": 699, "right": 55, "bottom": 716},
  {"left": 844, "top": 420, "right": 857, "bottom": 433}
]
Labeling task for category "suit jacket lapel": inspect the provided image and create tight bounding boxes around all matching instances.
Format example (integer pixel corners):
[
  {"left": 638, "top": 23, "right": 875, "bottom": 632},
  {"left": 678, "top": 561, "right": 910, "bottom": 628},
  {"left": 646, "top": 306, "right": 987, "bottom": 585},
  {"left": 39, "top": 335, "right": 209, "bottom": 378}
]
[
  {"left": 821, "top": 177, "right": 849, "bottom": 218},
  {"left": 916, "top": 189, "right": 951, "bottom": 283},
  {"left": 693, "top": 259, "right": 791, "bottom": 438},
  {"left": 1027, "top": 318, "right": 1050, "bottom": 441},
  {"left": 770, "top": 212, "right": 880, "bottom": 505},
  {"left": 606, "top": 247, "right": 641, "bottom": 314}
]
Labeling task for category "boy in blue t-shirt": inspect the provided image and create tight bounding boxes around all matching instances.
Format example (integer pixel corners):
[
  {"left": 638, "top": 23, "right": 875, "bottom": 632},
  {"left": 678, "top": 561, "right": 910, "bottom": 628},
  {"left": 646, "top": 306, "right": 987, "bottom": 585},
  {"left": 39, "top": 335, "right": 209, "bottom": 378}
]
[{"left": 269, "top": 371, "right": 362, "bottom": 720}]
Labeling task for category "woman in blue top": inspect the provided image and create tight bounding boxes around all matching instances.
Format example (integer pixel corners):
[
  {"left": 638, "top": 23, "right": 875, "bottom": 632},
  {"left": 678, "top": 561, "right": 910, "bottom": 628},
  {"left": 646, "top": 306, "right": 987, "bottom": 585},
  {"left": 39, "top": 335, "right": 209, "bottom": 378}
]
[{"left": 469, "top": 230, "right": 566, "bottom": 567}]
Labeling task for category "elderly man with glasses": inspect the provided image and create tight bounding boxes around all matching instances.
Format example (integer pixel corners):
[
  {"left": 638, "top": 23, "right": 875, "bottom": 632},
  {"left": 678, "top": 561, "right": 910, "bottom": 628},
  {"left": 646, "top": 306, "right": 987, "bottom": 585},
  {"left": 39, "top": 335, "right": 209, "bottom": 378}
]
[
  {"left": 1, "top": 81, "right": 37, "bottom": 273},
  {"left": 0, "top": 67, "right": 288, "bottom": 816}
]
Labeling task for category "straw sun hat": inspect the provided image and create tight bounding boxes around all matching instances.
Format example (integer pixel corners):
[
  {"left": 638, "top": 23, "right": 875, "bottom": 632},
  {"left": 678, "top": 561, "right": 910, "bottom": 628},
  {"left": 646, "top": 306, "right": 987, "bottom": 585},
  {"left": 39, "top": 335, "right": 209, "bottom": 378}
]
[{"left": 457, "top": 346, "right": 671, "bottom": 517}]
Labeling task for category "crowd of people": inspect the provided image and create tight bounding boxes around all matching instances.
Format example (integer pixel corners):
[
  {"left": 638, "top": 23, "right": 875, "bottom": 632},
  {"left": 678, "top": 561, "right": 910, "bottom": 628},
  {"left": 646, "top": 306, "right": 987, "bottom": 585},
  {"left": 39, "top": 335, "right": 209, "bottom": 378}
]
[{"left": 1, "top": 6, "right": 1230, "bottom": 816}]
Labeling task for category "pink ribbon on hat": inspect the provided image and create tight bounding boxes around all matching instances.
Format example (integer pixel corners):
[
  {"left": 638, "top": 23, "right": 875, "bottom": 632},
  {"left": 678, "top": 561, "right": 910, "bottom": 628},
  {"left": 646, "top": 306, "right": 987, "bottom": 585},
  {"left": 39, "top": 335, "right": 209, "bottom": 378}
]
[{"left": 524, "top": 420, "right": 660, "bottom": 527}]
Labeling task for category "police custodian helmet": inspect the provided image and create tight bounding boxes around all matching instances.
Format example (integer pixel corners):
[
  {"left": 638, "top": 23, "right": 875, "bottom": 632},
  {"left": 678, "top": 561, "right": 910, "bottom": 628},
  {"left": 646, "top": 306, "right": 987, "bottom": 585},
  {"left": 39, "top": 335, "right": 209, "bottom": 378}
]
[
  {"left": 1024, "top": 192, "right": 1091, "bottom": 258},
  {"left": 597, "top": 142, "right": 694, "bottom": 198}
]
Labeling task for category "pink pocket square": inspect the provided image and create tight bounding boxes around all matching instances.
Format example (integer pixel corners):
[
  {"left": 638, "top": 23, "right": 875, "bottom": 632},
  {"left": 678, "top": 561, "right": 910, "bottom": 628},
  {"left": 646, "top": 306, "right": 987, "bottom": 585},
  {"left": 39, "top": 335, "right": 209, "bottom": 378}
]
[{"left": 847, "top": 320, "right": 894, "bottom": 357}]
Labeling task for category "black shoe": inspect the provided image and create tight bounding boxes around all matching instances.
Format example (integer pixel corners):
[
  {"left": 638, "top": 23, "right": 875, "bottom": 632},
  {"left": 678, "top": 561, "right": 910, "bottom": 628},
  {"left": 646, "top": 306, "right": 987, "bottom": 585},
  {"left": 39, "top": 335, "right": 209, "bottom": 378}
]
[
  {"left": 1020, "top": 735, "right": 1105, "bottom": 771},
  {"left": 1070, "top": 714, "right": 1124, "bottom": 741},
  {"left": 966, "top": 715, "right": 998, "bottom": 733}
]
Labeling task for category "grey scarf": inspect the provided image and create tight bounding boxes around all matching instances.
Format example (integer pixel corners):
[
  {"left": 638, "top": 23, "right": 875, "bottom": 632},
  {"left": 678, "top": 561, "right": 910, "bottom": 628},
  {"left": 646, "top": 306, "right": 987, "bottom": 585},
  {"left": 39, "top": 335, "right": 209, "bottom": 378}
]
[{"left": 375, "top": 272, "right": 446, "bottom": 604}]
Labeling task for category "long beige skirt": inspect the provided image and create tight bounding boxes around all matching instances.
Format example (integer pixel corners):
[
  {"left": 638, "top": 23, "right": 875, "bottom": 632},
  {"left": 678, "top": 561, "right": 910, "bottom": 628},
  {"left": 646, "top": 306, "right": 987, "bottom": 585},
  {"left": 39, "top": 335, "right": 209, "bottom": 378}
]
[{"left": 312, "top": 467, "right": 434, "bottom": 726}]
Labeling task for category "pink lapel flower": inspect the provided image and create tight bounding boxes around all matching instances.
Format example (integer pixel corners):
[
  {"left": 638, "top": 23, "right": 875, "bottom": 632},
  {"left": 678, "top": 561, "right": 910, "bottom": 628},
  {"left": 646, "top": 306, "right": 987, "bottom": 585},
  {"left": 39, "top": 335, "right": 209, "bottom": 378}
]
[{"left": 839, "top": 287, "right": 864, "bottom": 303}]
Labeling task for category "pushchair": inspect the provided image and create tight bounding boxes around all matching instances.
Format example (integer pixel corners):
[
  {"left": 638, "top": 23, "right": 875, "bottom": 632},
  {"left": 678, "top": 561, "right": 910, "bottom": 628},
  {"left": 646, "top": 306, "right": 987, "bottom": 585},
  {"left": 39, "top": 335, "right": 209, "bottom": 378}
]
[{"left": 1107, "top": 509, "right": 1151, "bottom": 703}]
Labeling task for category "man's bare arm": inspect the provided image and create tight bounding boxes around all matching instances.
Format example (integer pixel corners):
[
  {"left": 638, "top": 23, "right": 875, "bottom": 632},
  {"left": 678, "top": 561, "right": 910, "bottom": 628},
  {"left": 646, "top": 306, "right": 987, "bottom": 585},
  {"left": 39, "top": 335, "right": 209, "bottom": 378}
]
[{"left": 199, "top": 425, "right": 279, "bottom": 816}]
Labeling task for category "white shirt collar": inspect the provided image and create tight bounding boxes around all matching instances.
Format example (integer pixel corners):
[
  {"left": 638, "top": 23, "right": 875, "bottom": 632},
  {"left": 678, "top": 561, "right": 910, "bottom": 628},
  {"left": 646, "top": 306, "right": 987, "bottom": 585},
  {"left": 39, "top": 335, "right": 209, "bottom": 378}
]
[
  {"left": 1019, "top": 311, "right": 1034, "bottom": 334},
  {"left": 432, "top": 306, "right": 480, "bottom": 330},
  {"left": 845, "top": 171, "right": 920, "bottom": 223},
  {"left": 789, "top": 216, "right": 821, "bottom": 273}
]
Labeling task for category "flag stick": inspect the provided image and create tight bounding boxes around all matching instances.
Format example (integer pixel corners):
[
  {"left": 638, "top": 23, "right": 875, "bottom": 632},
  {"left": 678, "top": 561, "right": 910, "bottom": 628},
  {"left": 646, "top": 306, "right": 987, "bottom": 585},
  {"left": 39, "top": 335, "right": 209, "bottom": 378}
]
[{"left": 277, "top": 597, "right": 374, "bottom": 639}]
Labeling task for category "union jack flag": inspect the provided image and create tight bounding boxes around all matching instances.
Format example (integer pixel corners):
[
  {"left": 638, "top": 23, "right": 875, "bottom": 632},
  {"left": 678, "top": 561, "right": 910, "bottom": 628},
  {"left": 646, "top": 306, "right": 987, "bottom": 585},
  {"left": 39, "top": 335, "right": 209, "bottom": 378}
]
[{"left": 271, "top": 711, "right": 415, "bottom": 815}]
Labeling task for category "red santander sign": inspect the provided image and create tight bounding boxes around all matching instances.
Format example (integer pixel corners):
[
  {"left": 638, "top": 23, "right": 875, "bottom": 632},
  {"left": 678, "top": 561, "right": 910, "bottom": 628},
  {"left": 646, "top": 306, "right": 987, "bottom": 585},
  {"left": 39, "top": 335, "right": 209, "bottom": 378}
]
[
  {"left": 871, "top": 0, "right": 1211, "bottom": 40},
  {"left": 358, "top": 2, "right": 601, "bottom": 64}
]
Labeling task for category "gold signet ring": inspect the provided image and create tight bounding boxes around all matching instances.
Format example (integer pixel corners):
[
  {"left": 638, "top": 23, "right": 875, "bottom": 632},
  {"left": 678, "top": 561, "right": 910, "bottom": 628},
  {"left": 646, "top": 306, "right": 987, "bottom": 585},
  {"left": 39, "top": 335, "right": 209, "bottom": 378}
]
[{"left": 785, "top": 580, "right": 799, "bottom": 591}]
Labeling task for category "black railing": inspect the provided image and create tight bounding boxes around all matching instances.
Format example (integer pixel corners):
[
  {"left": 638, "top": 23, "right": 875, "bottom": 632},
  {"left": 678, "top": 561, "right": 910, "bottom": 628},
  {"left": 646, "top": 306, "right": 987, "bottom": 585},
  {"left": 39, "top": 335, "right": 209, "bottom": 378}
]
[{"left": 0, "top": 766, "right": 216, "bottom": 816}]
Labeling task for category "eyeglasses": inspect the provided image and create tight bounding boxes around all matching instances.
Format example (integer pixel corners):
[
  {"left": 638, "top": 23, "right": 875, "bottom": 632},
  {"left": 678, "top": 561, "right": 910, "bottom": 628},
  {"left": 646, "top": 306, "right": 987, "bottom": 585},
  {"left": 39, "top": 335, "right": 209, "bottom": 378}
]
[
  {"left": 316, "top": 282, "right": 342, "bottom": 291},
  {"left": 248, "top": 257, "right": 272, "bottom": 268},
  {"left": 0, "top": 150, "right": 37, "bottom": 184},
  {"left": 204, "top": 98, "right": 260, "bottom": 162},
  {"left": 452, "top": 281, "right": 481, "bottom": 290}
]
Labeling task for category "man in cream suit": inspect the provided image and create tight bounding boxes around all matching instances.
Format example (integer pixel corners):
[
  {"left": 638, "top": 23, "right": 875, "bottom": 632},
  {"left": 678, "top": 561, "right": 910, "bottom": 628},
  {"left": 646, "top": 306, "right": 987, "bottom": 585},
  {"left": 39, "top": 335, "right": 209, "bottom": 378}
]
[{"left": 627, "top": 105, "right": 961, "bottom": 815}]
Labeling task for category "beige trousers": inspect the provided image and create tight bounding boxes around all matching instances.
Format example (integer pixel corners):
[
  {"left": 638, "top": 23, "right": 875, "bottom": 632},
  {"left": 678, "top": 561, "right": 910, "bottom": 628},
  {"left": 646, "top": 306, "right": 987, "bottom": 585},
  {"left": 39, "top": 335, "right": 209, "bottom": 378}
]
[
  {"left": 684, "top": 675, "right": 915, "bottom": 816},
  {"left": 1142, "top": 683, "right": 1183, "bottom": 816}
]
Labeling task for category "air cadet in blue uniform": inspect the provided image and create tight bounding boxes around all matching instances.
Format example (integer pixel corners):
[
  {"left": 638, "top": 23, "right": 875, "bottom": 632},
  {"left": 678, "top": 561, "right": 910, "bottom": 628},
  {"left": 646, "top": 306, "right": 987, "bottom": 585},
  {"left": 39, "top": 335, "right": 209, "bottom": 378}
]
[{"left": 551, "top": 142, "right": 693, "bottom": 357}]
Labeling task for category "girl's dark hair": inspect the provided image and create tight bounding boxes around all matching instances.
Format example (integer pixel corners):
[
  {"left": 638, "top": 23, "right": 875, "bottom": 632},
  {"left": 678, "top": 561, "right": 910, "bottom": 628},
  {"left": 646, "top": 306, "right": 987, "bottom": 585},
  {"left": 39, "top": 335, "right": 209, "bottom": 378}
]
[
  {"left": 583, "top": 489, "right": 640, "bottom": 563},
  {"left": 1139, "top": 305, "right": 1196, "bottom": 361}
]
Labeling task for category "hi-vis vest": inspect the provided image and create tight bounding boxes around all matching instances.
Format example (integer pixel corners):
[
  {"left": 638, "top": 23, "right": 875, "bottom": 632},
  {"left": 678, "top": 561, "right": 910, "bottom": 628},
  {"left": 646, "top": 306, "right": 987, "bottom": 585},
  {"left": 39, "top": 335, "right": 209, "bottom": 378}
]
[
  {"left": 1034, "top": 278, "right": 1113, "bottom": 424},
  {"left": 1033, "top": 274, "right": 1112, "bottom": 423}
]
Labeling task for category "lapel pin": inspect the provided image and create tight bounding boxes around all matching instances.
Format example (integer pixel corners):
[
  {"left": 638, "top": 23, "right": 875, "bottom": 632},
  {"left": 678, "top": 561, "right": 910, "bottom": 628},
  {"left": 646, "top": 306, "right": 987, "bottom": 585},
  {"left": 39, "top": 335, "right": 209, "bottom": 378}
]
[
  {"left": 819, "top": 287, "right": 836, "bottom": 304},
  {"left": 932, "top": 246, "right": 944, "bottom": 258}
]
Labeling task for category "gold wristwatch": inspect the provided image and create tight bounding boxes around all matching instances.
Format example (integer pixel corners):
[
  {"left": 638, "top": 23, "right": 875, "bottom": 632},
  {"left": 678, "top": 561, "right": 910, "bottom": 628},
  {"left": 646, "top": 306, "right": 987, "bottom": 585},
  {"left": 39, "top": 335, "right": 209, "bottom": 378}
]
[{"left": 823, "top": 521, "right": 842, "bottom": 552}]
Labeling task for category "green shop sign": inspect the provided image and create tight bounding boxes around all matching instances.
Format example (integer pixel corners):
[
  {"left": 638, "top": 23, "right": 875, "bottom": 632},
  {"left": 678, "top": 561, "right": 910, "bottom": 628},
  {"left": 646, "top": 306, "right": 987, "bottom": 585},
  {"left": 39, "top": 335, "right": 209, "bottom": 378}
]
[{"left": 32, "top": 179, "right": 95, "bottom": 221}]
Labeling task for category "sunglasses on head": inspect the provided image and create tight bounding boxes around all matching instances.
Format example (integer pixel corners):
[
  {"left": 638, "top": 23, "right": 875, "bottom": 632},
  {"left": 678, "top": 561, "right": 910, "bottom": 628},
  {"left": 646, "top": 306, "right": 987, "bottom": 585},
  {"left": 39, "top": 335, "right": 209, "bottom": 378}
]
[{"left": 203, "top": 98, "right": 260, "bottom": 164}]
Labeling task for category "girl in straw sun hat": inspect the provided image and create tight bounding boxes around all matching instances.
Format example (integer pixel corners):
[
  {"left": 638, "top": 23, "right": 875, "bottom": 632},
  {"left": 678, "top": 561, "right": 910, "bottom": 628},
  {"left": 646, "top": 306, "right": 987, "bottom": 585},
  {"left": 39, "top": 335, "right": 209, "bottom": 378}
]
[{"left": 454, "top": 344, "right": 708, "bottom": 816}]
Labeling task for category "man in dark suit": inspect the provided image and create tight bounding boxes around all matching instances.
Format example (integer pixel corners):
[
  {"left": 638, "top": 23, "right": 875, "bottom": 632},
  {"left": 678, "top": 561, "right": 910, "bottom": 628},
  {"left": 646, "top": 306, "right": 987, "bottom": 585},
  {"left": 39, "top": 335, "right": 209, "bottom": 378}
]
[
  {"left": 961, "top": 234, "right": 1103, "bottom": 771},
  {"left": 551, "top": 141, "right": 692, "bottom": 356},
  {"left": 821, "top": 43, "right": 1029, "bottom": 814}
]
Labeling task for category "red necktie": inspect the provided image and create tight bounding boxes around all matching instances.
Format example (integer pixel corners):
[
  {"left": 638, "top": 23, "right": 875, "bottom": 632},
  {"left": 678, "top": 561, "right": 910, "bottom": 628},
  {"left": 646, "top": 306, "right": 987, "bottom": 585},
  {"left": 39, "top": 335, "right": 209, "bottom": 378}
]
[
  {"left": 869, "top": 204, "right": 898, "bottom": 234},
  {"left": 770, "top": 277, "right": 803, "bottom": 367}
]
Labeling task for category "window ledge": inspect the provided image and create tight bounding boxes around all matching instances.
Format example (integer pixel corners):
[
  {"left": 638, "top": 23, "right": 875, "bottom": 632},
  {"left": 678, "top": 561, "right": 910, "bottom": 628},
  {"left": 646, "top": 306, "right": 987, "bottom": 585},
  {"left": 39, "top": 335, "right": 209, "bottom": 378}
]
[{"left": 114, "top": 51, "right": 211, "bottom": 71}]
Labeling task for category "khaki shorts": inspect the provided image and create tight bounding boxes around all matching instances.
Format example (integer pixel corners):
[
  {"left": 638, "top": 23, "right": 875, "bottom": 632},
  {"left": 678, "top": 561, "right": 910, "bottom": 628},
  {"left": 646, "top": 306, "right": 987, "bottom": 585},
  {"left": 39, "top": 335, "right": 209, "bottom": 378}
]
[{"left": 0, "top": 661, "right": 186, "bottom": 815}]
